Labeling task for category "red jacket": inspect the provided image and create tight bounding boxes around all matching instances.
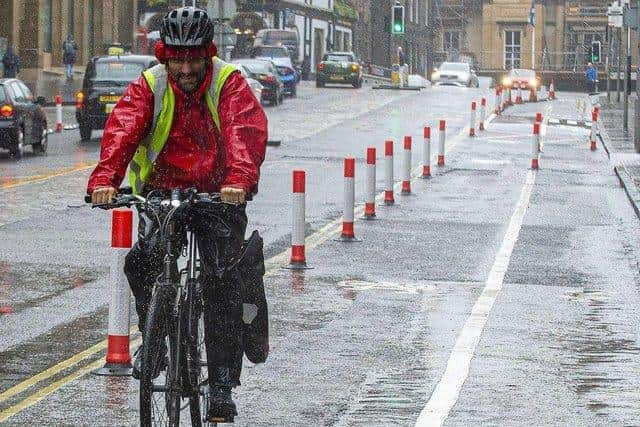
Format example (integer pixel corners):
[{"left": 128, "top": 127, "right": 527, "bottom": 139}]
[{"left": 87, "top": 65, "right": 268, "bottom": 194}]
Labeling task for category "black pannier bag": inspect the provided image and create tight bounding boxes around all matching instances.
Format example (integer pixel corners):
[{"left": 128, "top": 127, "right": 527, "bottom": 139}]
[{"left": 236, "top": 230, "right": 269, "bottom": 363}]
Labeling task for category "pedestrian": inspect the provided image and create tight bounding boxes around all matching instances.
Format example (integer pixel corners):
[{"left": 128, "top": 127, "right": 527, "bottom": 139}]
[
  {"left": 586, "top": 62, "right": 597, "bottom": 93},
  {"left": 87, "top": 6, "right": 267, "bottom": 422},
  {"left": 62, "top": 35, "right": 78, "bottom": 79},
  {"left": 2, "top": 46, "right": 20, "bottom": 78},
  {"left": 397, "top": 46, "right": 408, "bottom": 86}
]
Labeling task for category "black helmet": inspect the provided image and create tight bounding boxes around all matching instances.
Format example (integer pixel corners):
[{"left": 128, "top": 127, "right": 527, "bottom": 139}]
[{"left": 160, "top": 7, "right": 214, "bottom": 47}]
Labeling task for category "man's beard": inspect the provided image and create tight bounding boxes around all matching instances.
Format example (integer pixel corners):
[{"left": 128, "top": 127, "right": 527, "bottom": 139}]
[{"left": 171, "top": 67, "right": 207, "bottom": 93}]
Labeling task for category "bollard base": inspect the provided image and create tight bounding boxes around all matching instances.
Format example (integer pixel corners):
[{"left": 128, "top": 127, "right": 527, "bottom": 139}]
[
  {"left": 382, "top": 200, "right": 396, "bottom": 206},
  {"left": 92, "top": 362, "right": 133, "bottom": 377},
  {"left": 363, "top": 213, "right": 377, "bottom": 220},
  {"left": 334, "top": 235, "right": 362, "bottom": 242},
  {"left": 283, "top": 262, "right": 313, "bottom": 270}
]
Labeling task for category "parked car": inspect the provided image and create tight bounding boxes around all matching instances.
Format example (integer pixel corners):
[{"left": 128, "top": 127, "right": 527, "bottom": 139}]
[
  {"left": 502, "top": 68, "right": 540, "bottom": 90},
  {"left": 0, "top": 78, "right": 48, "bottom": 159},
  {"left": 234, "top": 63, "right": 263, "bottom": 101},
  {"left": 431, "top": 62, "right": 479, "bottom": 87},
  {"left": 253, "top": 29, "right": 300, "bottom": 63},
  {"left": 232, "top": 59, "right": 284, "bottom": 106},
  {"left": 76, "top": 54, "right": 158, "bottom": 141},
  {"left": 316, "top": 52, "right": 363, "bottom": 88}
]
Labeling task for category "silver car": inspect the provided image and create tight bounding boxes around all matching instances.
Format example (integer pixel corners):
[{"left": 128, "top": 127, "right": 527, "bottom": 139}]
[
  {"left": 234, "top": 63, "right": 263, "bottom": 101},
  {"left": 431, "top": 62, "right": 479, "bottom": 87}
]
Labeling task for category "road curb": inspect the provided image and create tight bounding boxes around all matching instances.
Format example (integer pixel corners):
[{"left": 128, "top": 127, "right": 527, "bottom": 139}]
[{"left": 598, "top": 124, "right": 640, "bottom": 220}]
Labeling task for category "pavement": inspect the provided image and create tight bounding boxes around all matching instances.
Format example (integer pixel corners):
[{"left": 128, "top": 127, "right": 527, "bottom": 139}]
[
  {"left": 2, "top": 81, "right": 640, "bottom": 425},
  {"left": 597, "top": 93, "right": 640, "bottom": 220}
]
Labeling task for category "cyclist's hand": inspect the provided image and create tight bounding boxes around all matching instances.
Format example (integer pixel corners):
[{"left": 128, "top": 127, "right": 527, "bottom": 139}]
[
  {"left": 91, "top": 186, "right": 117, "bottom": 205},
  {"left": 221, "top": 187, "right": 245, "bottom": 204}
]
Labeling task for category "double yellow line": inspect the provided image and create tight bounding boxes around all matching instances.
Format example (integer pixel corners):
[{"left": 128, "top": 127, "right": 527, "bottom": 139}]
[{"left": 0, "top": 117, "right": 485, "bottom": 422}]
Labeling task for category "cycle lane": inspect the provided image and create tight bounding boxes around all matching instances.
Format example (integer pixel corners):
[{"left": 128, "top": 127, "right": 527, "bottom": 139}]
[{"left": 0, "top": 90, "right": 550, "bottom": 425}]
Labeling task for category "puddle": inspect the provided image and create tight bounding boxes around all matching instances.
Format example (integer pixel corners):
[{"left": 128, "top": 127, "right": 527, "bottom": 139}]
[{"left": 336, "top": 280, "right": 436, "bottom": 295}]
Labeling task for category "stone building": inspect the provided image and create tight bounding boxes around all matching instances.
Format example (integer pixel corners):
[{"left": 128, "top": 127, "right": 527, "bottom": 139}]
[{"left": 0, "top": 0, "right": 138, "bottom": 71}]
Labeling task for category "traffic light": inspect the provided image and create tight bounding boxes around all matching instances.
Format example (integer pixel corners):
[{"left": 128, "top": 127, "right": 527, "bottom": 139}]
[
  {"left": 591, "top": 40, "right": 601, "bottom": 63},
  {"left": 392, "top": 5, "right": 405, "bottom": 35}
]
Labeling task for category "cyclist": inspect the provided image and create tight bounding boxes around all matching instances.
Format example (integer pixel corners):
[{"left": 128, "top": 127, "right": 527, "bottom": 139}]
[{"left": 87, "top": 6, "right": 267, "bottom": 421}]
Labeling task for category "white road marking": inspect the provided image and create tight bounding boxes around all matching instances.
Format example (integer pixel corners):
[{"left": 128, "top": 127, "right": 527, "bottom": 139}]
[{"left": 415, "top": 168, "right": 538, "bottom": 427}]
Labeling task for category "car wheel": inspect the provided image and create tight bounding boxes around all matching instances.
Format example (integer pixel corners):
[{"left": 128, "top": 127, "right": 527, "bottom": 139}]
[
  {"left": 316, "top": 80, "right": 324, "bottom": 88},
  {"left": 291, "top": 86, "right": 297, "bottom": 97},
  {"left": 9, "top": 127, "right": 25, "bottom": 160},
  {"left": 352, "top": 79, "right": 362, "bottom": 89},
  {"left": 33, "top": 127, "right": 48, "bottom": 155},
  {"left": 79, "top": 124, "right": 92, "bottom": 141}
]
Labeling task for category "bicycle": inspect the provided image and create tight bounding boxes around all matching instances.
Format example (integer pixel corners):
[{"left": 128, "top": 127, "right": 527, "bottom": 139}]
[{"left": 88, "top": 187, "right": 246, "bottom": 426}]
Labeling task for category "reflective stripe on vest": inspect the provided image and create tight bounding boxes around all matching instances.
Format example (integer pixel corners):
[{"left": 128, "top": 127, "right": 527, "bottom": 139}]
[{"left": 128, "top": 57, "right": 237, "bottom": 194}]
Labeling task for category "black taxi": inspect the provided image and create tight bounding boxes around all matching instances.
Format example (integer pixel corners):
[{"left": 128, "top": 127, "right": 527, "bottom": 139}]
[{"left": 76, "top": 54, "right": 158, "bottom": 141}]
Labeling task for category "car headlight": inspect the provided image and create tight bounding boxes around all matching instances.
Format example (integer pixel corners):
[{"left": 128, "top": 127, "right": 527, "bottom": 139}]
[
  {"left": 431, "top": 72, "right": 440, "bottom": 80},
  {"left": 351, "top": 64, "right": 360, "bottom": 72},
  {"left": 502, "top": 77, "right": 512, "bottom": 86}
]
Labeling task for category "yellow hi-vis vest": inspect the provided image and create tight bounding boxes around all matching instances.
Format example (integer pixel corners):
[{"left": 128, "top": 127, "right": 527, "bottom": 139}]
[{"left": 128, "top": 57, "right": 237, "bottom": 194}]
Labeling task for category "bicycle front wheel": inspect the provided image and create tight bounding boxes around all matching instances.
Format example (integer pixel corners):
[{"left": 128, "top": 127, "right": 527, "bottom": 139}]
[{"left": 139, "top": 285, "right": 181, "bottom": 427}]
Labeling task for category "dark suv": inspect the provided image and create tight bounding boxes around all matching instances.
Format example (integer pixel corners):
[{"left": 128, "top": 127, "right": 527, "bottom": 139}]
[{"left": 76, "top": 54, "right": 158, "bottom": 141}]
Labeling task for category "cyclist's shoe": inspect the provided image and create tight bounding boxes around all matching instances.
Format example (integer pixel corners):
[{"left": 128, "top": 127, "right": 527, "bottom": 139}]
[
  {"left": 207, "top": 386, "right": 237, "bottom": 423},
  {"left": 132, "top": 342, "right": 167, "bottom": 380}
]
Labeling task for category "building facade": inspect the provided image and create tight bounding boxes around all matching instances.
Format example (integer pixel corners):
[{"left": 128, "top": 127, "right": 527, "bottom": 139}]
[{"left": 0, "top": 0, "right": 138, "bottom": 71}]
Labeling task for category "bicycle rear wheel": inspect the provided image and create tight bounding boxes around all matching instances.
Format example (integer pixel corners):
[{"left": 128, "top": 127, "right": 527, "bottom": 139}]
[{"left": 139, "top": 285, "right": 181, "bottom": 427}]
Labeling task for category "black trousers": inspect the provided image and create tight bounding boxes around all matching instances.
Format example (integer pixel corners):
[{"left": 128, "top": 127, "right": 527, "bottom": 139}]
[{"left": 124, "top": 203, "right": 248, "bottom": 386}]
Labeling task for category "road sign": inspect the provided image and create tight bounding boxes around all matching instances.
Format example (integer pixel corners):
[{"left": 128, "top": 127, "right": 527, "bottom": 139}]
[
  {"left": 623, "top": 5, "right": 638, "bottom": 29},
  {"left": 608, "top": 4, "right": 623, "bottom": 27}
]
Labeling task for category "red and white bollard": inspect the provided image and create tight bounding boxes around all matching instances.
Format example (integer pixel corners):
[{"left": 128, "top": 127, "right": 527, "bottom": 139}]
[
  {"left": 55, "top": 95, "right": 63, "bottom": 133},
  {"left": 590, "top": 110, "right": 598, "bottom": 151},
  {"left": 515, "top": 83, "right": 524, "bottom": 104},
  {"left": 535, "top": 112, "right": 543, "bottom": 123},
  {"left": 495, "top": 86, "right": 502, "bottom": 115},
  {"left": 438, "top": 120, "right": 446, "bottom": 166},
  {"left": 93, "top": 209, "right": 133, "bottom": 376},
  {"left": 469, "top": 101, "right": 476, "bottom": 137},
  {"left": 384, "top": 140, "right": 395, "bottom": 205},
  {"left": 341, "top": 157, "right": 356, "bottom": 239},
  {"left": 288, "top": 170, "right": 308, "bottom": 267},
  {"left": 549, "top": 79, "right": 556, "bottom": 100},
  {"left": 529, "top": 86, "right": 537, "bottom": 102},
  {"left": 422, "top": 126, "right": 431, "bottom": 178},
  {"left": 364, "top": 147, "right": 376, "bottom": 219},
  {"left": 531, "top": 122, "right": 540, "bottom": 170},
  {"left": 479, "top": 98, "right": 486, "bottom": 131},
  {"left": 401, "top": 136, "right": 412, "bottom": 194}
]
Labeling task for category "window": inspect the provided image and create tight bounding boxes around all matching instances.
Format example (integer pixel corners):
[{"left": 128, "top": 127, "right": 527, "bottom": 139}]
[
  {"left": 504, "top": 30, "right": 521, "bottom": 69},
  {"left": 443, "top": 31, "right": 461, "bottom": 53},
  {"left": 91, "top": 62, "right": 146, "bottom": 83},
  {"left": 415, "top": 0, "right": 420, "bottom": 25},
  {"left": 18, "top": 82, "right": 33, "bottom": 101},
  {"left": 9, "top": 82, "right": 26, "bottom": 103},
  {"left": 425, "top": 0, "right": 429, "bottom": 26},
  {"left": 43, "top": 0, "right": 53, "bottom": 53},
  {"left": 0, "top": 87, "right": 6, "bottom": 103}
]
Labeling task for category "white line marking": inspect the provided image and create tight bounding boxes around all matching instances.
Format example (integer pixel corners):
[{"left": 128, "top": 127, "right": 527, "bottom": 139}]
[{"left": 415, "top": 169, "right": 538, "bottom": 427}]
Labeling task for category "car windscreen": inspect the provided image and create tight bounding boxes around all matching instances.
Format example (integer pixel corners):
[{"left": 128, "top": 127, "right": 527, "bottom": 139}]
[
  {"left": 509, "top": 69, "right": 535, "bottom": 78},
  {"left": 325, "top": 54, "right": 353, "bottom": 62},
  {"left": 439, "top": 63, "right": 469, "bottom": 72},
  {"left": 254, "top": 47, "right": 289, "bottom": 58},
  {"left": 240, "top": 62, "right": 271, "bottom": 75},
  {"left": 91, "top": 62, "right": 145, "bottom": 84},
  {"left": 0, "top": 86, "right": 6, "bottom": 103},
  {"left": 265, "top": 31, "right": 298, "bottom": 44}
]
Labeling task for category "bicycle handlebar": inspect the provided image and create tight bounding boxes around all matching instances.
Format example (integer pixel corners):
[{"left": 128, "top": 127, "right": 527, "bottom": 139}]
[{"left": 85, "top": 187, "right": 251, "bottom": 208}]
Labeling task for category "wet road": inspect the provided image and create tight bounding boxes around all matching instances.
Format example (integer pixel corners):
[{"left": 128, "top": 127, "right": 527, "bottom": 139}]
[{"left": 1, "top": 80, "right": 640, "bottom": 425}]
